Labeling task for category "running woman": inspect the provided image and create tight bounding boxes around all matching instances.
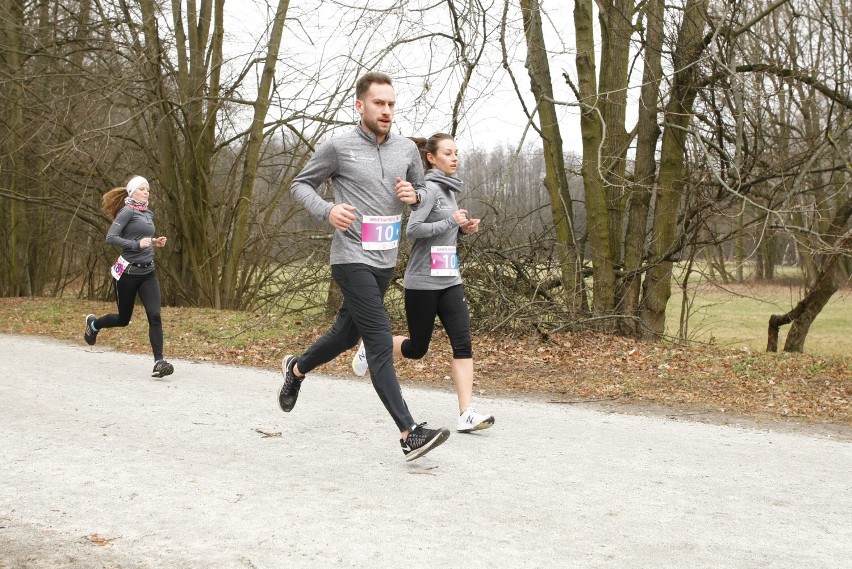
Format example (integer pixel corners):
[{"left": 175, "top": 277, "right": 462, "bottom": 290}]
[
  {"left": 278, "top": 72, "right": 450, "bottom": 461},
  {"left": 353, "top": 133, "right": 495, "bottom": 433},
  {"left": 83, "top": 175, "right": 174, "bottom": 378}
]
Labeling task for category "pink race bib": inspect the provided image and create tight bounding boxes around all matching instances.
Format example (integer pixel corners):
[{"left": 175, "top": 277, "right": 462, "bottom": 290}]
[
  {"left": 431, "top": 246, "right": 459, "bottom": 276},
  {"left": 361, "top": 215, "right": 401, "bottom": 251}
]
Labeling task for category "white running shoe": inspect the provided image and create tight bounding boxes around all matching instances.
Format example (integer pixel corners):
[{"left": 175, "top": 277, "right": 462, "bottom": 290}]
[
  {"left": 457, "top": 405, "right": 495, "bottom": 432},
  {"left": 352, "top": 341, "right": 368, "bottom": 377}
]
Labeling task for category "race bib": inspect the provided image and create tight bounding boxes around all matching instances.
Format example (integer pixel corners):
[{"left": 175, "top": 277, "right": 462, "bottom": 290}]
[
  {"left": 110, "top": 255, "right": 130, "bottom": 280},
  {"left": 431, "top": 246, "right": 459, "bottom": 276},
  {"left": 361, "top": 215, "right": 401, "bottom": 250}
]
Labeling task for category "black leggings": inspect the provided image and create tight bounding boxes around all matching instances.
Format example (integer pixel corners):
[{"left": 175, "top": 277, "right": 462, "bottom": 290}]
[
  {"left": 297, "top": 263, "right": 415, "bottom": 432},
  {"left": 402, "top": 285, "right": 472, "bottom": 360},
  {"left": 94, "top": 269, "right": 164, "bottom": 361}
]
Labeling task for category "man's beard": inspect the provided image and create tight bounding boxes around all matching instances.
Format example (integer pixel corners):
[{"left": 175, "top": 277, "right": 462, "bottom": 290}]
[{"left": 363, "top": 116, "right": 390, "bottom": 136}]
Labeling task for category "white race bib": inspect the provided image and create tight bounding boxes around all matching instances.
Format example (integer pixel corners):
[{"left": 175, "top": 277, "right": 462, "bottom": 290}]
[{"left": 110, "top": 255, "right": 130, "bottom": 280}]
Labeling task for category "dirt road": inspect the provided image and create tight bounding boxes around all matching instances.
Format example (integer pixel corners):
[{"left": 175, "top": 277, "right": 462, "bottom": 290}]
[{"left": 1, "top": 335, "right": 849, "bottom": 568}]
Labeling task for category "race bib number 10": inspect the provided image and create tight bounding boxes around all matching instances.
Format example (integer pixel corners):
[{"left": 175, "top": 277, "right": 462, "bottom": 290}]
[
  {"left": 361, "top": 215, "right": 401, "bottom": 250},
  {"left": 431, "top": 246, "right": 459, "bottom": 276}
]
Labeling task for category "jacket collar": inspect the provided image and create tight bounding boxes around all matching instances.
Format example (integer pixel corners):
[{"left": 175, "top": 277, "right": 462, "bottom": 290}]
[
  {"left": 425, "top": 168, "right": 463, "bottom": 192},
  {"left": 354, "top": 123, "right": 393, "bottom": 145}
]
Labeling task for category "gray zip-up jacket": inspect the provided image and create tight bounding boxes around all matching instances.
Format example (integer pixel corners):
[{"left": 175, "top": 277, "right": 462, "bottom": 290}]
[
  {"left": 106, "top": 206, "right": 156, "bottom": 274},
  {"left": 290, "top": 126, "right": 425, "bottom": 268},
  {"left": 404, "top": 169, "right": 465, "bottom": 290}
]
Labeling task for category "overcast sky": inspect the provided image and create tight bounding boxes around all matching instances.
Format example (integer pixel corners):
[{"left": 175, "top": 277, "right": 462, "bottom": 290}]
[{"left": 217, "top": 1, "right": 598, "bottom": 154}]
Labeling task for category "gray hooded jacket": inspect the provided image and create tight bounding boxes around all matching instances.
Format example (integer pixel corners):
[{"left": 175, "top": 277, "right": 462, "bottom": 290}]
[{"left": 403, "top": 169, "right": 465, "bottom": 290}]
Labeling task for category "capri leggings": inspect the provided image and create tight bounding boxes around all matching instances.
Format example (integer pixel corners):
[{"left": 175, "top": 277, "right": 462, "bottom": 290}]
[
  {"left": 401, "top": 284, "right": 472, "bottom": 360},
  {"left": 94, "top": 269, "right": 164, "bottom": 361}
]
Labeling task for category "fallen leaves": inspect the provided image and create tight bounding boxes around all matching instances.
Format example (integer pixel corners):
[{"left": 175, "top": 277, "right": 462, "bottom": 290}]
[
  {"left": 1, "top": 297, "right": 849, "bottom": 427},
  {"left": 84, "top": 533, "right": 119, "bottom": 546}
]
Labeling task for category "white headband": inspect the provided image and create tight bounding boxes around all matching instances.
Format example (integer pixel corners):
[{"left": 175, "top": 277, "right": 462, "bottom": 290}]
[{"left": 126, "top": 176, "right": 149, "bottom": 195}]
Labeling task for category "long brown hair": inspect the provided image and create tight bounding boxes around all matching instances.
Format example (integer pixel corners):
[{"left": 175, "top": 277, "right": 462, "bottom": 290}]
[
  {"left": 101, "top": 188, "right": 127, "bottom": 220},
  {"left": 408, "top": 133, "right": 454, "bottom": 173}
]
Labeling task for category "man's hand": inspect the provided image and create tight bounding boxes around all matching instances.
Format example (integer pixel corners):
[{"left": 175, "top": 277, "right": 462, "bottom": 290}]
[
  {"left": 395, "top": 177, "right": 418, "bottom": 205},
  {"left": 329, "top": 203, "right": 357, "bottom": 231}
]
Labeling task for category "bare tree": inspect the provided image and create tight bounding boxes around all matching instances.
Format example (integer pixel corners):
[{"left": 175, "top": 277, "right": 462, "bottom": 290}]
[
  {"left": 509, "top": 0, "right": 850, "bottom": 349},
  {"left": 519, "top": 0, "right": 583, "bottom": 312}
]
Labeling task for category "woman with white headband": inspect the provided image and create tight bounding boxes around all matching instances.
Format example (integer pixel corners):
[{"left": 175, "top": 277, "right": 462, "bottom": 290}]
[{"left": 83, "top": 175, "right": 174, "bottom": 378}]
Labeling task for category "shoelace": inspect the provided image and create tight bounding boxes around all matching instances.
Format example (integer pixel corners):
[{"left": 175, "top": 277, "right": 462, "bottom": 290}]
[
  {"left": 406, "top": 423, "right": 430, "bottom": 447},
  {"left": 283, "top": 373, "right": 296, "bottom": 390},
  {"left": 283, "top": 364, "right": 302, "bottom": 391}
]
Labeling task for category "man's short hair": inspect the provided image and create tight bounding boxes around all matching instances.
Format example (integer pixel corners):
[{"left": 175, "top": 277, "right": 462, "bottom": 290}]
[{"left": 356, "top": 72, "right": 393, "bottom": 100}]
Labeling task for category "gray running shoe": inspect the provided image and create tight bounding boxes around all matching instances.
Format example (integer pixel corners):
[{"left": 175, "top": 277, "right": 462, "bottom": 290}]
[{"left": 84, "top": 314, "right": 98, "bottom": 346}]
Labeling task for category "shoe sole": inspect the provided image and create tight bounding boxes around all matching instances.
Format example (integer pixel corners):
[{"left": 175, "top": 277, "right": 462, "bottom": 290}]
[
  {"left": 457, "top": 416, "right": 495, "bottom": 433},
  {"left": 405, "top": 429, "right": 450, "bottom": 462},
  {"left": 84, "top": 314, "right": 97, "bottom": 346},
  {"left": 281, "top": 355, "right": 296, "bottom": 378}
]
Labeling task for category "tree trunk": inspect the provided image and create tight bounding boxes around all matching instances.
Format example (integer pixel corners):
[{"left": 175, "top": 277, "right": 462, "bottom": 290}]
[
  {"left": 573, "top": 0, "right": 616, "bottom": 317},
  {"left": 735, "top": 211, "right": 744, "bottom": 282},
  {"left": 222, "top": 0, "right": 290, "bottom": 309},
  {"left": 768, "top": 199, "right": 852, "bottom": 352},
  {"left": 0, "top": 0, "right": 25, "bottom": 295},
  {"left": 620, "top": 0, "right": 663, "bottom": 335},
  {"left": 137, "top": 0, "right": 222, "bottom": 307},
  {"left": 639, "top": 0, "right": 709, "bottom": 339},
  {"left": 597, "top": 0, "right": 634, "bottom": 267},
  {"left": 520, "top": 0, "right": 584, "bottom": 313},
  {"left": 768, "top": 258, "right": 839, "bottom": 352}
]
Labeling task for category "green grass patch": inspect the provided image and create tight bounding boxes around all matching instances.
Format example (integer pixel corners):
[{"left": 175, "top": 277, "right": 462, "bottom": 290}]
[{"left": 667, "top": 282, "right": 852, "bottom": 356}]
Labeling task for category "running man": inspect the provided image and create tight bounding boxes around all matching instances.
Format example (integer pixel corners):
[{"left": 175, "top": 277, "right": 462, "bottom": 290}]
[{"left": 277, "top": 72, "right": 450, "bottom": 461}]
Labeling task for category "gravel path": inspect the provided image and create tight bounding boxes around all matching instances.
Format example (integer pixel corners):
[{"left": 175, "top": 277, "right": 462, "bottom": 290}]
[{"left": 1, "top": 334, "right": 849, "bottom": 568}]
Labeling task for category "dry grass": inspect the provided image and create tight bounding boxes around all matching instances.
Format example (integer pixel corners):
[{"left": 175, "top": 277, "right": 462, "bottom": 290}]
[{"left": 2, "top": 296, "right": 849, "bottom": 434}]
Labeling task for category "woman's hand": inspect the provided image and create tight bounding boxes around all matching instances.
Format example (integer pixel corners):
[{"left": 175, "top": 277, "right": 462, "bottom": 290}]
[
  {"left": 460, "top": 218, "right": 480, "bottom": 234},
  {"left": 452, "top": 209, "right": 469, "bottom": 226},
  {"left": 453, "top": 209, "right": 481, "bottom": 233},
  {"left": 141, "top": 237, "right": 167, "bottom": 248}
]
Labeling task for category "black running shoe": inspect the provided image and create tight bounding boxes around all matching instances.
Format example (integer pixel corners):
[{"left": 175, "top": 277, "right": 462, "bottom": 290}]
[
  {"left": 152, "top": 360, "right": 174, "bottom": 378},
  {"left": 84, "top": 314, "right": 98, "bottom": 346},
  {"left": 278, "top": 355, "right": 304, "bottom": 412},
  {"left": 400, "top": 423, "right": 450, "bottom": 461}
]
